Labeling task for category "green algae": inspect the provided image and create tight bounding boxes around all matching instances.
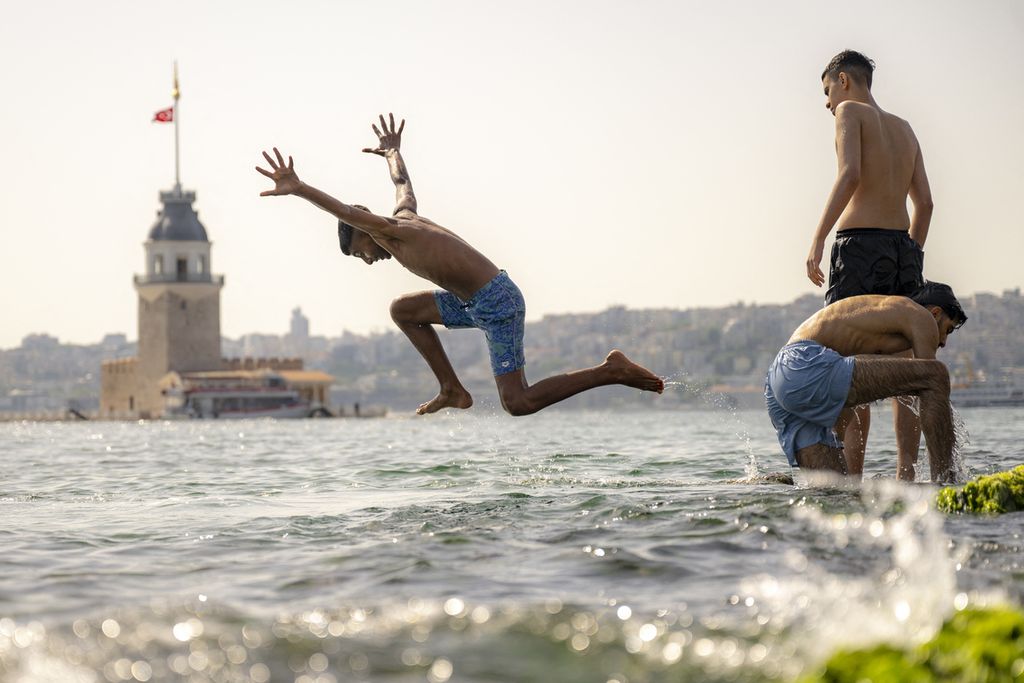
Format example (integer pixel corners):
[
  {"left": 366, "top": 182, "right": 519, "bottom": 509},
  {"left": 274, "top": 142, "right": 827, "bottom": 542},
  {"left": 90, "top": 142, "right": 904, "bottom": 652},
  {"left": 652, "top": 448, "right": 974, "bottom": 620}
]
[
  {"left": 802, "top": 606, "right": 1024, "bottom": 682},
  {"left": 936, "top": 465, "right": 1024, "bottom": 514}
]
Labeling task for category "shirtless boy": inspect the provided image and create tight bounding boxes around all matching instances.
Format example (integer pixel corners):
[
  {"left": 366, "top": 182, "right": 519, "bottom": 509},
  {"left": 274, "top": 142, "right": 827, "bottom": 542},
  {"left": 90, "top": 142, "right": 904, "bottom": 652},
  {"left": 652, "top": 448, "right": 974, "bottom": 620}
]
[
  {"left": 805, "top": 50, "right": 935, "bottom": 480},
  {"left": 764, "top": 282, "right": 966, "bottom": 483},
  {"left": 256, "top": 114, "right": 664, "bottom": 415}
]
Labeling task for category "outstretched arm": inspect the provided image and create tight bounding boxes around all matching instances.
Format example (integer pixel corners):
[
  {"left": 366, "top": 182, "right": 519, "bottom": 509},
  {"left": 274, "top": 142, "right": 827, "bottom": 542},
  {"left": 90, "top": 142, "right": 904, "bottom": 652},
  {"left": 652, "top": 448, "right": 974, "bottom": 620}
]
[
  {"left": 806, "top": 104, "right": 862, "bottom": 287},
  {"left": 255, "top": 147, "right": 396, "bottom": 239},
  {"left": 362, "top": 113, "right": 418, "bottom": 215}
]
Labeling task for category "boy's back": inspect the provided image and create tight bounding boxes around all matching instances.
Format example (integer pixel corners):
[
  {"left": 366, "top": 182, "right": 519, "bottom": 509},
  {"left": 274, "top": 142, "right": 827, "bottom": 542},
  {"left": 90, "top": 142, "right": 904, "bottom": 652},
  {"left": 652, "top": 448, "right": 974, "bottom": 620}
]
[
  {"left": 835, "top": 101, "right": 921, "bottom": 231},
  {"left": 374, "top": 212, "right": 500, "bottom": 301}
]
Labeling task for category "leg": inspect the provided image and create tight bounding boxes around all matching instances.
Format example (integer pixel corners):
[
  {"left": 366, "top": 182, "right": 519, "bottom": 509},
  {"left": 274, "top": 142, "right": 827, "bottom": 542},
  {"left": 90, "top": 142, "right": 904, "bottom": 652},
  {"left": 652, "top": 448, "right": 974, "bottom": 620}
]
[
  {"left": 845, "top": 357, "right": 954, "bottom": 482},
  {"left": 389, "top": 292, "right": 473, "bottom": 414},
  {"left": 836, "top": 404, "right": 870, "bottom": 480},
  {"left": 494, "top": 350, "right": 664, "bottom": 416},
  {"left": 471, "top": 278, "right": 662, "bottom": 416},
  {"left": 890, "top": 348, "right": 921, "bottom": 481},
  {"left": 893, "top": 396, "right": 921, "bottom": 481}
]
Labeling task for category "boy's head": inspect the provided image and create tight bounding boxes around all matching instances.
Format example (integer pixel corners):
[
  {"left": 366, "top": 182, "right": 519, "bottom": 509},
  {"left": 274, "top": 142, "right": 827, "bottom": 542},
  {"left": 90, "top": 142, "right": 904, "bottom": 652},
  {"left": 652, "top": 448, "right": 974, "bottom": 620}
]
[
  {"left": 911, "top": 281, "right": 968, "bottom": 347},
  {"left": 337, "top": 205, "right": 392, "bottom": 265},
  {"left": 821, "top": 50, "right": 875, "bottom": 114}
]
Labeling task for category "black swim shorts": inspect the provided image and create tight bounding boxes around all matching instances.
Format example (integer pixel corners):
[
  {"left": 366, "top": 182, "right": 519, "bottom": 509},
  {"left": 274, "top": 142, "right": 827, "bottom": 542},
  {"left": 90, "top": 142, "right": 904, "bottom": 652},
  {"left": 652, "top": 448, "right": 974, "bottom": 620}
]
[{"left": 825, "top": 228, "right": 925, "bottom": 305}]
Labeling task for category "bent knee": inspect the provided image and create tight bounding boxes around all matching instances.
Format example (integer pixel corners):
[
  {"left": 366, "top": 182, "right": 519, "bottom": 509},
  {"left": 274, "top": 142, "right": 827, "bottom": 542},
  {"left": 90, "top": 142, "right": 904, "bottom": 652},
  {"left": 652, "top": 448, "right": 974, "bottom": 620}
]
[
  {"left": 389, "top": 295, "right": 418, "bottom": 323},
  {"left": 388, "top": 297, "right": 407, "bottom": 323},
  {"left": 390, "top": 293, "right": 440, "bottom": 326},
  {"left": 500, "top": 394, "right": 536, "bottom": 417}
]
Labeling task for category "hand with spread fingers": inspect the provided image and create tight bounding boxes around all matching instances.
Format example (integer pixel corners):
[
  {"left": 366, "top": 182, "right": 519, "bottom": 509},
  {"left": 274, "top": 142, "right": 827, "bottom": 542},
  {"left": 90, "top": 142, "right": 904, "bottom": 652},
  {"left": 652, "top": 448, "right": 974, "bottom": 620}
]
[
  {"left": 255, "top": 147, "right": 301, "bottom": 196},
  {"left": 362, "top": 113, "right": 405, "bottom": 157}
]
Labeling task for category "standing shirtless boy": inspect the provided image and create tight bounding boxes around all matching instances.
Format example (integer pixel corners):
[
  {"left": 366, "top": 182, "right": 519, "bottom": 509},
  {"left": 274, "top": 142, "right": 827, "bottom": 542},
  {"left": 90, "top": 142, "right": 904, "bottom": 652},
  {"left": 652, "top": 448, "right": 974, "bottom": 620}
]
[
  {"left": 805, "top": 50, "right": 935, "bottom": 480},
  {"left": 256, "top": 114, "right": 664, "bottom": 415}
]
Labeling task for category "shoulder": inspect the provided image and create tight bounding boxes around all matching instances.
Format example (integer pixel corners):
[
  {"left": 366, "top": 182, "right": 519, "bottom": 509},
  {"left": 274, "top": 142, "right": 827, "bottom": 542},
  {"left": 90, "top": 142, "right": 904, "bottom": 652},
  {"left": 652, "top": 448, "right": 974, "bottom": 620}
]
[
  {"left": 880, "top": 109, "right": 917, "bottom": 134},
  {"left": 877, "top": 296, "right": 933, "bottom": 327},
  {"left": 899, "top": 116, "right": 921, "bottom": 148},
  {"left": 836, "top": 293, "right": 888, "bottom": 309},
  {"left": 832, "top": 102, "right": 870, "bottom": 136},
  {"left": 890, "top": 112, "right": 913, "bottom": 129},
  {"left": 834, "top": 101, "right": 873, "bottom": 119},
  {"left": 388, "top": 211, "right": 439, "bottom": 235},
  {"left": 876, "top": 110, "right": 920, "bottom": 147},
  {"left": 401, "top": 213, "right": 445, "bottom": 230},
  {"left": 839, "top": 295, "right": 917, "bottom": 322},
  {"left": 876, "top": 294, "right": 923, "bottom": 312}
]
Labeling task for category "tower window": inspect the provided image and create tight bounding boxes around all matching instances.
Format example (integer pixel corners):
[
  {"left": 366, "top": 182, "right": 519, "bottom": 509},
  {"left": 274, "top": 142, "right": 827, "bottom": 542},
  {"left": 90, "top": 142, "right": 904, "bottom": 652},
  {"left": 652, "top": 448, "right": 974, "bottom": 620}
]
[
  {"left": 177, "top": 258, "right": 188, "bottom": 281},
  {"left": 154, "top": 255, "right": 164, "bottom": 274},
  {"left": 198, "top": 255, "right": 206, "bottom": 274}
]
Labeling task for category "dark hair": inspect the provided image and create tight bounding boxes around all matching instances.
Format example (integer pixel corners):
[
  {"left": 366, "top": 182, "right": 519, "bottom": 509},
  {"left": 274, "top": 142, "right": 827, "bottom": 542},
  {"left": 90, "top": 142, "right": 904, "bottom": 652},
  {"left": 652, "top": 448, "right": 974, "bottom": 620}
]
[
  {"left": 337, "top": 204, "right": 370, "bottom": 256},
  {"left": 822, "top": 50, "right": 875, "bottom": 89},
  {"left": 911, "top": 281, "right": 968, "bottom": 330},
  {"left": 337, "top": 220, "right": 353, "bottom": 255}
]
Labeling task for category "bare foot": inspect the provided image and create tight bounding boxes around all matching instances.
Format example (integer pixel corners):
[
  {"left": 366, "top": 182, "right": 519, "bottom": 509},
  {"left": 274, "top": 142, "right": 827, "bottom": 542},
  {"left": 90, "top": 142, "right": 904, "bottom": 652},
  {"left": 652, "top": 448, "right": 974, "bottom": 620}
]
[
  {"left": 416, "top": 387, "right": 474, "bottom": 415},
  {"left": 604, "top": 350, "right": 664, "bottom": 393}
]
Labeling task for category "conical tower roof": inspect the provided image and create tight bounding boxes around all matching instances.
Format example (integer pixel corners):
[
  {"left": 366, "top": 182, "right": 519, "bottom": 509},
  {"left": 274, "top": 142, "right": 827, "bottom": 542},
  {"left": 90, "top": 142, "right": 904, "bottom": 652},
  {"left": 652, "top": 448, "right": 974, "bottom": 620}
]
[{"left": 148, "top": 187, "right": 208, "bottom": 242}]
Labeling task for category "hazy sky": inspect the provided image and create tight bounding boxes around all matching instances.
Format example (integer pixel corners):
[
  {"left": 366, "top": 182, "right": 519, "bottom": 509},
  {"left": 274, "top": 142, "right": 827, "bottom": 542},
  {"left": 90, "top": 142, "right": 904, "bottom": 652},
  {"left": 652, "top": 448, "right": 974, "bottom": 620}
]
[{"left": 1, "top": 0, "right": 1021, "bottom": 349}]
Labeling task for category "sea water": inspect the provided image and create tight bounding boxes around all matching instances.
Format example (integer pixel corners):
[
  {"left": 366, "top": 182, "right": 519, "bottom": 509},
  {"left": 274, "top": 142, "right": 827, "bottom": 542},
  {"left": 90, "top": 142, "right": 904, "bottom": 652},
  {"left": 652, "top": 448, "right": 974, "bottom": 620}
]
[{"left": 1, "top": 407, "right": 1021, "bottom": 682}]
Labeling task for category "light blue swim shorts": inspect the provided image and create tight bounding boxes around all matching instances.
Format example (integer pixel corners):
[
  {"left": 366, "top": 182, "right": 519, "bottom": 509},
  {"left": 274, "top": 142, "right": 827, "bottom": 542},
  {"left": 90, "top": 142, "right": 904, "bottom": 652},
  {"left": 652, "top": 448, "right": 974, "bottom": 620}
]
[
  {"left": 434, "top": 270, "right": 526, "bottom": 376},
  {"left": 764, "top": 340, "right": 855, "bottom": 467}
]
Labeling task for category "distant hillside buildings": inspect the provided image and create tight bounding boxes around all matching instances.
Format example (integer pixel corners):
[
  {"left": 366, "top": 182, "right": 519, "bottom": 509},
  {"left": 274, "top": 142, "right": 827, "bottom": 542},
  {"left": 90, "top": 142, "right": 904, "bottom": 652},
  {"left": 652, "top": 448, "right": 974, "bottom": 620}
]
[{"left": 4, "top": 289, "right": 1023, "bottom": 415}]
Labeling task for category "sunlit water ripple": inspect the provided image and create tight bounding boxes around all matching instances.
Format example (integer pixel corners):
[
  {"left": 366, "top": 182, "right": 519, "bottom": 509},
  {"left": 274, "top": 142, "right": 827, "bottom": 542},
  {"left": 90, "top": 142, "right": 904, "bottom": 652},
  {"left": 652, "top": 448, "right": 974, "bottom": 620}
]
[{"left": 1, "top": 407, "right": 1021, "bottom": 682}]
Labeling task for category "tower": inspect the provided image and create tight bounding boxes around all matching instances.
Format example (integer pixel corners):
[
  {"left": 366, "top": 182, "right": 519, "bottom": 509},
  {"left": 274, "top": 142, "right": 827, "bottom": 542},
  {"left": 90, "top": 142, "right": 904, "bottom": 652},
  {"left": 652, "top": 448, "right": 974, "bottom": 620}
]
[
  {"left": 101, "top": 64, "right": 229, "bottom": 418},
  {"left": 133, "top": 187, "right": 224, "bottom": 414},
  {"left": 290, "top": 307, "right": 310, "bottom": 339}
]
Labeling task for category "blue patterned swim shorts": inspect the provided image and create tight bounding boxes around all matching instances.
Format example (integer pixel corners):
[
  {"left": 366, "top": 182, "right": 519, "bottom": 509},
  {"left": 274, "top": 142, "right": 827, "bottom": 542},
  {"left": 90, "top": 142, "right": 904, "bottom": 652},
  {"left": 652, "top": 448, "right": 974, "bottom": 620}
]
[{"left": 434, "top": 271, "right": 526, "bottom": 376}]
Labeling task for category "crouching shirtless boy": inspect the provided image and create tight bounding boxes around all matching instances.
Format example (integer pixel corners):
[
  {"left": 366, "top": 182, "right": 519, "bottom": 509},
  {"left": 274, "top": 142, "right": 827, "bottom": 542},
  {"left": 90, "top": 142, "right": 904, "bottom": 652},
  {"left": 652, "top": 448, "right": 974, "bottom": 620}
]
[
  {"left": 256, "top": 114, "right": 663, "bottom": 415},
  {"left": 764, "top": 283, "right": 967, "bottom": 482}
]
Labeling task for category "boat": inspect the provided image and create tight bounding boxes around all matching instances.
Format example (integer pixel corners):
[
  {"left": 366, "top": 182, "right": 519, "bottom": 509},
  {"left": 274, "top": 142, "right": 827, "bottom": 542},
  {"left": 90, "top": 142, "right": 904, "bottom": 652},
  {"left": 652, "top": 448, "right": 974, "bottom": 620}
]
[
  {"left": 163, "top": 370, "right": 311, "bottom": 419},
  {"left": 950, "top": 376, "right": 1024, "bottom": 408}
]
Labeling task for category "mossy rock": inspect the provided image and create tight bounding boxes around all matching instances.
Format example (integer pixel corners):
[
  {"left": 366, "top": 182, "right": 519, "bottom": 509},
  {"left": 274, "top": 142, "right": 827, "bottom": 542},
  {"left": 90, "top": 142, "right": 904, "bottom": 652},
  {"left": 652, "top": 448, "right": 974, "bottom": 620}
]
[
  {"left": 803, "top": 606, "right": 1024, "bottom": 682},
  {"left": 936, "top": 465, "right": 1024, "bottom": 514}
]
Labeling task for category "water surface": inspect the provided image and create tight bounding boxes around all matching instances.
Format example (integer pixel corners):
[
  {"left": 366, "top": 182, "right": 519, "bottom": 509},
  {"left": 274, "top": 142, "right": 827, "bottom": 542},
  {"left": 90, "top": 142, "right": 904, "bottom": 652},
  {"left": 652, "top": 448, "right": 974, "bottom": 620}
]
[{"left": 1, "top": 407, "right": 1021, "bottom": 682}]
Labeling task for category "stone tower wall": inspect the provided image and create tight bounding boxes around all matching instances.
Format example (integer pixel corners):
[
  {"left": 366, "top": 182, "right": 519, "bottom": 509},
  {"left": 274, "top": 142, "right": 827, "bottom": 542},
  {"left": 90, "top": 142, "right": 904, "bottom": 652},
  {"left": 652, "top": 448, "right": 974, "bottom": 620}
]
[
  {"left": 136, "top": 283, "right": 222, "bottom": 416},
  {"left": 100, "top": 357, "right": 140, "bottom": 417}
]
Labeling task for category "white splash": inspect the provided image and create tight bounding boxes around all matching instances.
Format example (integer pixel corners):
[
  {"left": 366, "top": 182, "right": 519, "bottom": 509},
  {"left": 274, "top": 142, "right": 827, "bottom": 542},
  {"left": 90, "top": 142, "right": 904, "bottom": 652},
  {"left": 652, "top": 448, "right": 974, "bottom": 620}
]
[
  {"left": 737, "top": 480, "right": 993, "bottom": 675},
  {"left": 662, "top": 371, "right": 760, "bottom": 477}
]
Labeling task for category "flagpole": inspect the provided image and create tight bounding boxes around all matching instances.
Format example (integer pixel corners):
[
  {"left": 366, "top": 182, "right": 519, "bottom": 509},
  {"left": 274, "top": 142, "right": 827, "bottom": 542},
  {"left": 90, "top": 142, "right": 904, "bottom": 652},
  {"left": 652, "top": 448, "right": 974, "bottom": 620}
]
[{"left": 173, "top": 61, "right": 181, "bottom": 193}]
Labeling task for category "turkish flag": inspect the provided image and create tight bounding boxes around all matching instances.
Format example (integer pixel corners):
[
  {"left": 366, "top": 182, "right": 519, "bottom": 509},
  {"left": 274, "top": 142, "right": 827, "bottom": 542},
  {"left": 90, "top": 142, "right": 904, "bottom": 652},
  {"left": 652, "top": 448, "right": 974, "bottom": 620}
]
[{"left": 153, "top": 107, "right": 174, "bottom": 123}]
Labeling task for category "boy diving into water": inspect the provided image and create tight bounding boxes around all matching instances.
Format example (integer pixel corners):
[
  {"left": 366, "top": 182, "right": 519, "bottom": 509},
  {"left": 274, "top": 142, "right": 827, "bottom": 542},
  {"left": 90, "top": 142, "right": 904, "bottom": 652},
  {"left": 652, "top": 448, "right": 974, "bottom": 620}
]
[
  {"left": 765, "top": 282, "right": 967, "bottom": 483},
  {"left": 256, "top": 114, "right": 664, "bottom": 415}
]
